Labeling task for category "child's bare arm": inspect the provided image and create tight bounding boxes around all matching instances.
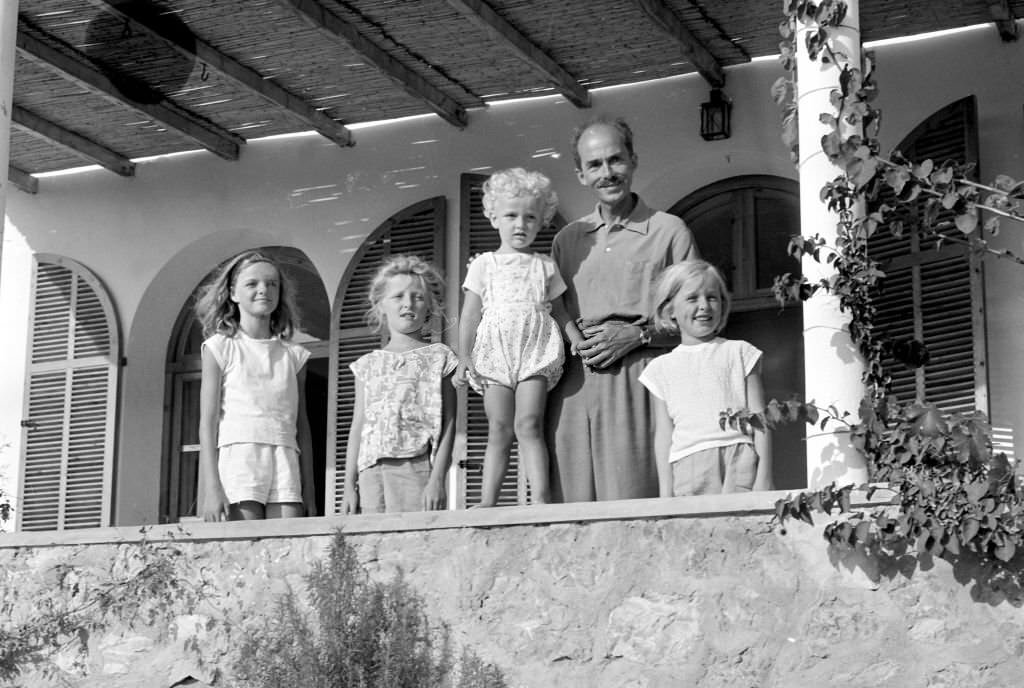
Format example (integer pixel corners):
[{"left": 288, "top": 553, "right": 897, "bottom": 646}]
[
  {"left": 296, "top": 366, "right": 317, "bottom": 517},
  {"left": 651, "top": 397, "right": 674, "bottom": 498},
  {"left": 550, "top": 294, "right": 583, "bottom": 355},
  {"left": 198, "top": 347, "right": 230, "bottom": 522},
  {"left": 747, "top": 362, "right": 774, "bottom": 491},
  {"left": 343, "top": 379, "right": 365, "bottom": 515},
  {"left": 423, "top": 372, "right": 457, "bottom": 510},
  {"left": 455, "top": 290, "right": 484, "bottom": 387}
]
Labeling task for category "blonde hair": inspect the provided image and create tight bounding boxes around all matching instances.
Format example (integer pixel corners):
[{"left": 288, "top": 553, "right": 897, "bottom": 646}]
[
  {"left": 482, "top": 167, "right": 559, "bottom": 225},
  {"left": 365, "top": 255, "right": 446, "bottom": 334},
  {"left": 652, "top": 260, "right": 731, "bottom": 335},
  {"left": 194, "top": 249, "right": 300, "bottom": 339}
]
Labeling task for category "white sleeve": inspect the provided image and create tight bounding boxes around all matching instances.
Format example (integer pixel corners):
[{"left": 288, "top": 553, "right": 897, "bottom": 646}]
[
  {"left": 637, "top": 358, "right": 665, "bottom": 400},
  {"left": 463, "top": 253, "right": 488, "bottom": 296}
]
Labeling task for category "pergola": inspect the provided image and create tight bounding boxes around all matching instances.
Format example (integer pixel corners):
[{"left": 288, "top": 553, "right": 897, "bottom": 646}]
[{"left": 1, "top": 0, "right": 1019, "bottom": 194}]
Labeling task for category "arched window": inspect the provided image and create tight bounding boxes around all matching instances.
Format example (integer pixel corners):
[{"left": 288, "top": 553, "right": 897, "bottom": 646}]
[
  {"left": 18, "top": 255, "right": 119, "bottom": 531},
  {"left": 669, "top": 176, "right": 806, "bottom": 489},
  {"left": 326, "top": 198, "right": 446, "bottom": 515},
  {"left": 160, "top": 246, "right": 331, "bottom": 522},
  {"left": 869, "top": 96, "right": 988, "bottom": 417}
]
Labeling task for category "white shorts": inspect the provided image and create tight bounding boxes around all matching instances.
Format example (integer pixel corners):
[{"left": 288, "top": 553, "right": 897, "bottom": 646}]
[{"left": 218, "top": 443, "right": 302, "bottom": 505}]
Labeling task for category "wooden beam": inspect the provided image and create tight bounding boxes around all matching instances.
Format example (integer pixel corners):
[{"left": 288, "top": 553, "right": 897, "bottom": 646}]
[
  {"left": 86, "top": 0, "right": 354, "bottom": 146},
  {"left": 632, "top": 0, "right": 725, "bottom": 88},
  {"left": 7, "top": 165, "right": 39, "bottom": 194},
  {"left": 987, "top": 1, "right": 1019, "bottom": 41},
  {"left": 12, "top": 105, "right": 136, "bottom": 176},
  {"left": 16, "top": 26, "right": 243, "bottom": 160},
  {"left": 446, "top": 0, "right": 590, "bottom": 108},
  {"left": 280, "top": 0, "right": 469, "bottom": 128}
]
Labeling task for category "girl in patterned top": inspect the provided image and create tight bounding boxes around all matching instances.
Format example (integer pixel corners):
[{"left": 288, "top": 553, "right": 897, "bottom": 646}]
[
  {"left": 454, "top": 168, "right": 583, "bottom": 507},
  {"left": 343, "top": 255, "right": 458, "bottom": 514}
]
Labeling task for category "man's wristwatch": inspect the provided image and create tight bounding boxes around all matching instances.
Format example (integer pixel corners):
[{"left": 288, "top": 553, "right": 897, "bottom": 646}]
[{"left": 638, "top": 324, "right": 652, "bottom": 347}]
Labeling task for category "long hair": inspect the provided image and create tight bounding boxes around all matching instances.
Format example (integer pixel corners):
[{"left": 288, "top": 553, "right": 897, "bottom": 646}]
[
  {"left": 651, "top": 259, "right": 732, "bottom": 335},
  {"left": 482, "top": 167, "right": 559, "bottom": 225},
  {"left": 365, "top": 254, "right": 446, "bottom": 335},
  {"left": 194, "top": 249, "right": 300, "bottom": 339}
]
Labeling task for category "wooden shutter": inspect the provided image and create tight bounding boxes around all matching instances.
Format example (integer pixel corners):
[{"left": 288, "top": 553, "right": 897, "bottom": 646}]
[
  {"left": 19, "top": 256, "right": 119, "bottom": 531},
  {"left": 870, "top": 96, "right": 987, "bottom": 415},
  {"left": 326, "top": 197, "right": 446, "bottom": 514},
  {"left": 455, "top": 173, "right": 563, "bottom": 507}
]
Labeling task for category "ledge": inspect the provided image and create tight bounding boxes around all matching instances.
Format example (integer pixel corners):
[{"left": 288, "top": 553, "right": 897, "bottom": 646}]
[{"left": 0, "top": 488, "right": 897, "bottom": 549}]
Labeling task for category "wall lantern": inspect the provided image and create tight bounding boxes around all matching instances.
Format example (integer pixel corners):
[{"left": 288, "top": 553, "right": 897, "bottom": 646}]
[{"left": 699, "top": 88, "right": 732, "bottom": 141}]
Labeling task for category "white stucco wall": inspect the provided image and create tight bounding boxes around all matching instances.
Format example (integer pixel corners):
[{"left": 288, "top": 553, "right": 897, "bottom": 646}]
[{"left": 2, "top": 25, "right": 1022, "bottom": 525}]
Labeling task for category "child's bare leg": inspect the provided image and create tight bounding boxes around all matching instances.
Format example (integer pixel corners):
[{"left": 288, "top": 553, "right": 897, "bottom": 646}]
[
  {"left": 266, "top": 502, "right": 304, "bottom": 519},
  {"left": 514, "top": 377, "right": 551, "bottom": 504},
  {"left": 230, "top": 500, "right": 266, "bottom": 520},
  {"left": 481, "top": 385, "right": 515, "bottom": 507}
]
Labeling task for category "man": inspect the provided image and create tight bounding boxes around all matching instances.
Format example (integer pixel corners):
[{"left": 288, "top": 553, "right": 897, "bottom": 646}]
[{"left": 548, "top": 116, "right": 699, "bottom": 502}]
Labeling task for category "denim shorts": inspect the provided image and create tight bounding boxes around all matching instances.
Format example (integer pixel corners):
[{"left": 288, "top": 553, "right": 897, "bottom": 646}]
[{"left": 218, "top": 442, "right": 303, "bottom": 505}]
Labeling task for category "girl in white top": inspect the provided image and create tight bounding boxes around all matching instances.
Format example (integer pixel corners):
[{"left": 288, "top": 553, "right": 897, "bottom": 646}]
[
  {"left": 638, "top": 260, "right": 773, "bottom": 496},
  {"left": 197, "top": 250, "right": 315, "bottom": 521},
  {"left": 343, "top": 255, "right": 458, "bottom": 514},
  {"left": 454, "top": 168, "right": 583, "bottom": 507}
]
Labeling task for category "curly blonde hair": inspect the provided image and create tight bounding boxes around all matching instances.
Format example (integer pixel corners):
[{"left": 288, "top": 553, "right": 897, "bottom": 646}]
[
  {"left": 194, "top": 249, "right": 300, "bottom": 339},
  {"left": 651, "top": 260, "right": 732, "bottom": 335},
  {"left": 365, "top": 254, "right": 446, "bottom": 334},
  {"left": 482, "top": 167, "right": 559, "bottom": 225}
]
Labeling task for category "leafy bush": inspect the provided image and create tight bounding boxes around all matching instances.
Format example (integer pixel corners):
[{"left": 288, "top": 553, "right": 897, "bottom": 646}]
[{"left": 232, "top": 531, "right": 507, "bottom": 688}]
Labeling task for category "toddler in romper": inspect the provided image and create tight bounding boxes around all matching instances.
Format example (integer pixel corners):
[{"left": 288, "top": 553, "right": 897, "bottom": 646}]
[
  {"left": 638, "top": 260, "right": 773, "bottom": 496},
  {"left": 343, "top": 255, "right": 458, "bottom": 514},
  {"left": 455, "top": 168, "right": 583, "bottom": 506}
]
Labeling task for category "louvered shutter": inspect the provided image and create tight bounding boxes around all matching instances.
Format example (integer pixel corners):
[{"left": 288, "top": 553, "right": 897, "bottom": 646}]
[
  {"left": 455, "top": 174, "right": 563, "bottom": 507},
  {"left": 870, "top": 96, "right": 986, "bottom": 414},
  {"left": 19, "top": 256, "right": 119, "bottom": 531},
  {"left": 326, "top": 197, "right": 446, "bottom": 514}
]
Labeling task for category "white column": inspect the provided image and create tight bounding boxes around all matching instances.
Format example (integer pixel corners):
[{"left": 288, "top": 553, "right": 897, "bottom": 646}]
[
  {"left": 796, "top": 0, "right": 869, "bottom": 488},
  {"left": 0, "top": 0, "right": 19, "bottom": 281}
]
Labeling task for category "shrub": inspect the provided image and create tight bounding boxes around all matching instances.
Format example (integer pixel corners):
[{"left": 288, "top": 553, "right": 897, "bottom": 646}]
[{"left": 232, "top": 531, "right": 507, "bottom": 688}]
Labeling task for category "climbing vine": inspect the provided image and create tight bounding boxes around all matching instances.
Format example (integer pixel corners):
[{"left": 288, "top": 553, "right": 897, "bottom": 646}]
[{"left": 729, "top": 0, "right": 1024, "bottom": 569}]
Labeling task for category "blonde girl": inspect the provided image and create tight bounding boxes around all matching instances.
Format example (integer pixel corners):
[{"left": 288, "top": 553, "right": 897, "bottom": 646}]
[
  {"left": 638, "top": 260, "right": 773, "bottom": 496},
  {"left": 454, "top": 168, "right": 583, "bottom": 507},
  {"left": 197, "top": 249, "right": 316, "bottom": 521},
  {"left": 343, "top": 255, "right": 458, "bottom": 514}
]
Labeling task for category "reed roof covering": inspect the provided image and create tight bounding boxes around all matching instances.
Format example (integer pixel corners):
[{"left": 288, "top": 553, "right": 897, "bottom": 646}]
[{"left": 7, "top": 0, "right": 1020, "bottom": 186}]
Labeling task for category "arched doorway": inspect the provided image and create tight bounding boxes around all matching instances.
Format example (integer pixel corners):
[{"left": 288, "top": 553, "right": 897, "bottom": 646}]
[{"left": 669, "top": 175, "right": 806, "bottom": 489}]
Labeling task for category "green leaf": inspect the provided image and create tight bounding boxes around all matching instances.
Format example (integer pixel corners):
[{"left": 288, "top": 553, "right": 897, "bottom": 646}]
[
  {"left": 955, "top": 210, "right": 979, "bottom": 234},
  {"left": 913, "top": 159, "right": 934, "bottom": 179},
  {"left": 994, "top": 540, "right": 1016, "bottom": 563},
  {"left": 961, "top": 518, "right": 980, "bottom": 542},
  {"left": 854, "top": 520, "right": 871, "bottom": 545}
]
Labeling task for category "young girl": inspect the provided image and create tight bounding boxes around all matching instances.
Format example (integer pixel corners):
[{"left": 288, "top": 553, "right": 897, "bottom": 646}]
[
  {"left": 197, "top": 249, "right": 316, "bottom": 522},
  {"left": 638, "top": 260, "right": 773, "bottom": 497},
  {"left": 454, "top": 168, "right": 582, "bottom": 507},
  {"left": 343, "top": 255, "right": 458, "bottom": 514}
]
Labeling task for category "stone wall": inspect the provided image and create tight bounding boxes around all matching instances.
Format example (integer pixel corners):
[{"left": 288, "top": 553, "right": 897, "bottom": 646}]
[{"left": 2, "top": 495, "right": 1023, "bottom": 687}]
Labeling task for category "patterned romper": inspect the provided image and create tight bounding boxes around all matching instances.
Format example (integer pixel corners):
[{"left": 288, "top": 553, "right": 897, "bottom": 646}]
[{"left": 463, "top": 251, "right": 566, "bottom": 392}]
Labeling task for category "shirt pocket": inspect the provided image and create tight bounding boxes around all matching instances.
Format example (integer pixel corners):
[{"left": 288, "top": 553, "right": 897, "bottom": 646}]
[{"left": 620, "top": 259, "right": 652, "bottom": 313}]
